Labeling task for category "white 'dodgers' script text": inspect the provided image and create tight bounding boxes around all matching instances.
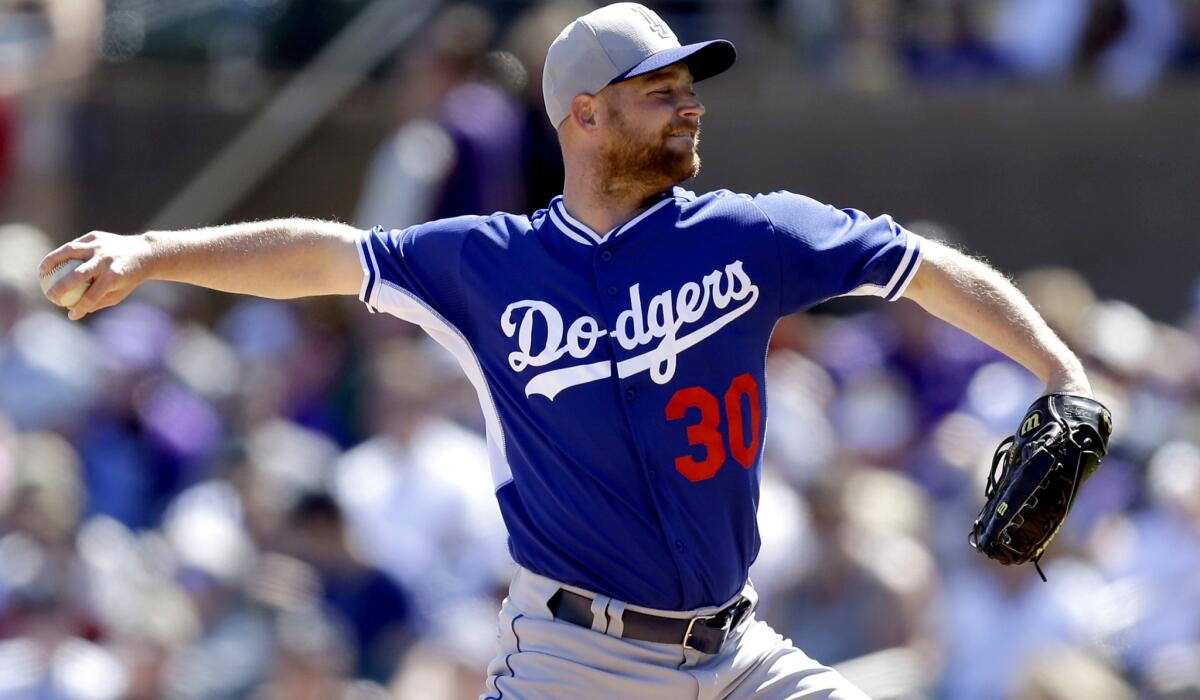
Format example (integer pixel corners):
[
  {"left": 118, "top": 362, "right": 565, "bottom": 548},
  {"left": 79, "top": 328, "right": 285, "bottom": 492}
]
[{"left": 501, "top": 260, "right": 760, "bottom": 400}]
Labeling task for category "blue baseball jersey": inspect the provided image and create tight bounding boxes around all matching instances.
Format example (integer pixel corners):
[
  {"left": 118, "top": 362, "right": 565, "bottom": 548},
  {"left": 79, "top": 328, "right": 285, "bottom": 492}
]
[{"left": 357, "top": 187, "right": 923, "bottom": 611}]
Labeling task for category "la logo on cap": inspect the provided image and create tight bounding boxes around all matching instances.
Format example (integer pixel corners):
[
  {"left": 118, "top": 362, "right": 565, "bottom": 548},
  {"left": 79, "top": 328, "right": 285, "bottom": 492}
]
[{"left": 631, "top": 5, "right": 674, "bottom": 40}]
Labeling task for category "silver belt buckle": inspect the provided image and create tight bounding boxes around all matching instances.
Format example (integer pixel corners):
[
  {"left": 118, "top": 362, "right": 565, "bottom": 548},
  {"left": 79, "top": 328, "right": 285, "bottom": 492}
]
[{"left": 683, "top": 611, "right": 732, "bottom": 653}]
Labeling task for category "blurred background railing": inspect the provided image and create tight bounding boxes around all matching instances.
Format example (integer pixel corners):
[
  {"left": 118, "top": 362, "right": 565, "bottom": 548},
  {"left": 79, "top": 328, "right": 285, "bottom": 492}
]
[{"left": 1, "top": 1, "right": 1199, "bottom": 699}]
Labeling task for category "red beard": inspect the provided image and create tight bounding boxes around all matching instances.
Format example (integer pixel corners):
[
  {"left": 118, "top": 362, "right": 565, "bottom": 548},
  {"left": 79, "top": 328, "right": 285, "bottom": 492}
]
[{"left": 597, "top": 107, "right": 701, "bottom": 200}]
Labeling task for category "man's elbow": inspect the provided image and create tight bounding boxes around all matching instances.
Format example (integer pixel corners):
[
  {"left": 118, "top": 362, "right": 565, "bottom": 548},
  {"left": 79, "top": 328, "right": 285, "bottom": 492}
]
[
  {"left": 319, "top": 226, "right": 369, "bottom": 297},
  {"left": 900, "top": 238, "right": 951, "bottom": 307},
  {"left": 901, "top": 239, "right": 1012, "bottom": 310}
]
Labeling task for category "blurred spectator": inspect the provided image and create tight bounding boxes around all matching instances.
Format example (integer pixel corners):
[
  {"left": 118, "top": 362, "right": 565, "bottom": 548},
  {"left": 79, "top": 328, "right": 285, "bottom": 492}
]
[
  {"left": 0, "top": 225, "right": 104, "bottom": 433},
  {"left": 1141, "top": 643, "right": 1200, "bottom": 700},
  {"left": 1180, "top": 0, "right": 1200, "bottom": 71},
  {"left": 252, "top": 607, "right": 391, "bottom": 700},
  {"left": 0, "top": 0, "right": 102, "bottom": 233},
  {"left": 1082, "top": 0, "right": 1182, "bottom": 96},
  {"left": 762, "top": 318, "right": 841, "bottom": 485},
  {"left": 153, "top": 481, "right": 273, "bottom": 697},
  {"left": 0, "top": 96, "right": 10, "bottom": 195},
  {"left": 936, "top": 555, "right": 1102, "bottom": 700},
  {"left": 897, "top": 0, "right": 1007, "bottom": 85},
  {"left": 766, "top": 471, "right": 937, "bottom": 668},
  {"left": 275, "top": 299, "right": 362, "bottom": 447},
  {"left": 283, "top": 491, "right": 412, "bottom": 684},
  {"left": 332, "top": 339, "right": 509, "bottom": 618},
  {"left": 988, "top": 0, "right": 1093, "bottom": 80},
  {"left": 264, "top": 0, "right": 372, "bottom": 70},
  {"left": 77, "top": 302, "right": 205, "bottom": 529},
  {"left": 502, "top": 0, "right": 591, "bottom": 212},
  {"left": 1011, "top": 646, "right": 1136, "bottom": 700},
  {"left": 778, "top": 0, "right": 843, "bottom": 68},
  {"left": 778, "top": 0, "right": 1188, "bottom": 93},
  {"left": 390, "top": 598, "right": 504, "bottom": 700},
  {"left": 1087, "top": 441, "right": 1200, "bottom": 674},
  {"left": 0, "top": 433, "right": 115, "bottom": 699},
  {"left": 356, "top": 4, "right": 524, "bottom": 230},
  {"left": 834, "top": 0, "right": 907, "bottom": 93}
]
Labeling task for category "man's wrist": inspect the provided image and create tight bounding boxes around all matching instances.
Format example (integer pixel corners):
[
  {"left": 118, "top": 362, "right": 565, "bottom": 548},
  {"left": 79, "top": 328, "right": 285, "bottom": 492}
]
[
  {"left": 135, "top": 231, "right": 166, "bottom": 282},
  {"left": 1044, "top": 364, "right": 1092, "bottom": 398}
]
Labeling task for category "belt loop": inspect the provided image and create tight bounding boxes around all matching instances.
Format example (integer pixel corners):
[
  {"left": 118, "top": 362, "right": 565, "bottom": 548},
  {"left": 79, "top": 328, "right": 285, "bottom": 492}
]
[
  {"left": 741, "top": 581, "right": 760, "bottom": 615},
  {"left": 606, "top": 599, "right": 626, "bottom": 638},
  {"left": 589, "top": 595, "right": 611, "bottom": 633}
]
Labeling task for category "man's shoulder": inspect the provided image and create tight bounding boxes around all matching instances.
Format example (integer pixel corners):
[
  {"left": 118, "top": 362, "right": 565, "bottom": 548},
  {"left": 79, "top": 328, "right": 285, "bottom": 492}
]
[
  {"left": 673, "top": 186, "right": 752, "bottom": 204},
  {"left": 681, "top": 188, "right": 825, "bottom": 207},
  {"left": 700, "top": 189, "right": 834, "bottom": 227},
  {"left": 671, "top": 187, "right": 783, "bottom": 226},
  {"left": 666, "top": 188, "right": 846, "bottom": 240},
  {"left": 408, "top": 210, "right": 537, "bottom": 245}
]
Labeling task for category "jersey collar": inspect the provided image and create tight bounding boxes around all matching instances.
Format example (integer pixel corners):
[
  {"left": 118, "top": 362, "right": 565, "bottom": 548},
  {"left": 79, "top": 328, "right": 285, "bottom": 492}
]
[{"left": 547, "top": 190, "right": 676, "bottom": 246}]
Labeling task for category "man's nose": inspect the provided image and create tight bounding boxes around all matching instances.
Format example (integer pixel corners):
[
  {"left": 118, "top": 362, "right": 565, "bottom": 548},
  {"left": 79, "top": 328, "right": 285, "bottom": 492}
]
[{"left": 679, "top": 96, "right": 705, "bottom": 120}]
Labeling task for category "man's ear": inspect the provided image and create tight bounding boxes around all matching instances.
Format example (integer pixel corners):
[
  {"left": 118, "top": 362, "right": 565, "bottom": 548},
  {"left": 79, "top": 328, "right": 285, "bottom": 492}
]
[{"left": 569, "top": 94, "right": 599, "bottom": 131}]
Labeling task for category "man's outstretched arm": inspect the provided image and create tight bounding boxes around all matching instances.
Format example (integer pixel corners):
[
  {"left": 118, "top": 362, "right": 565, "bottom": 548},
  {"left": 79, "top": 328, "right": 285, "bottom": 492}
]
[
  {"left": 38, "top": 219, "right": 365, "bottom": 321},
  {"left": 901, "top": 238, "right": 1092, "bottom": 397}
]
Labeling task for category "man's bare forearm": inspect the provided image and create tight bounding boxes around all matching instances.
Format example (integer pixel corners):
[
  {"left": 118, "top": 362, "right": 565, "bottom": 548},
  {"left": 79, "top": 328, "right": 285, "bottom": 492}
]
[
  {"left": 141, "top": 218, "right": 364, "bottom": 299},
  {"left": 902, "top": 240, "right": 1091, "bottom": 397},
  {"left": 39, "top": 218, "right": 366, "bottom": 320}
]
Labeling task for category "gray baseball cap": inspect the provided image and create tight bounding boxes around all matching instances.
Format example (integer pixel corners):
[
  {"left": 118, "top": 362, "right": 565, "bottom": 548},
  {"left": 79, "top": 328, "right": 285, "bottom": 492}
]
[{"left": 542, "top": 3, "right": 736, "bottom": 127}]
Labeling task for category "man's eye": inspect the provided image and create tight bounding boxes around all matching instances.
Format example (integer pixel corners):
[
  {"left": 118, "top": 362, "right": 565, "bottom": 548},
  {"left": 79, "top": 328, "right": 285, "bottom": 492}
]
[{"left": 651, "top": 88, "right": 670, "bottom": 95}]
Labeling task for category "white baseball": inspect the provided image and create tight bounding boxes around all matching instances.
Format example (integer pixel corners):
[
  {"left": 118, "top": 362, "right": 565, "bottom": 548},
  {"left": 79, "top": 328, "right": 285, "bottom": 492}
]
[{"left": 40, "top": 259, "right": 91, "bottom": 308}]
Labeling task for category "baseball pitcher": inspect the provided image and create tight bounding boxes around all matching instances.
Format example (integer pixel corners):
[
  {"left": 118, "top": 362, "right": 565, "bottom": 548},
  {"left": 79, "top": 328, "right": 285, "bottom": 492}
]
[{"left": 40, "top": 4, "right": 1108, "bottom": 698}]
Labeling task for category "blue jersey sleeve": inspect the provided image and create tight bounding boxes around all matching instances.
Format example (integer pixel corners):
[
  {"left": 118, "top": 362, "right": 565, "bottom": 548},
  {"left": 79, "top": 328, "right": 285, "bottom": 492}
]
[
  {"left": 751, "top": 191, "right": 924, "bottom": 315},
  {"left": 357, "top": 216, "right": 481, "bottom": 323}
]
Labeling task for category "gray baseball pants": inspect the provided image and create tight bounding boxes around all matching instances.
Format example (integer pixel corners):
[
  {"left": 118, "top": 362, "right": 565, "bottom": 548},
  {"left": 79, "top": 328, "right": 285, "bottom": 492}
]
[{"left": 481, "top": 567, "right": 869, "bottom": 699}]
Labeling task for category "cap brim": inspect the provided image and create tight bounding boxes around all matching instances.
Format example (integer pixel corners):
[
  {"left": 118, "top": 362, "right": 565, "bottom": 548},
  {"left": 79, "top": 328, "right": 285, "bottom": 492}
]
[{"left": 610, "top": 39, "right": 737, "bottom": 84}]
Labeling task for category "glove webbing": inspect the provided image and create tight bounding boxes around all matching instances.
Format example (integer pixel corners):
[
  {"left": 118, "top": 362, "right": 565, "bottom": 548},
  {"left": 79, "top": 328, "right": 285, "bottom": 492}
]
[
  {"left": 977, "top": 437, "right": 1047, "bottom": 581},
  {"left": 977, "top": 430, "right": 1095, "bottom": 582}
]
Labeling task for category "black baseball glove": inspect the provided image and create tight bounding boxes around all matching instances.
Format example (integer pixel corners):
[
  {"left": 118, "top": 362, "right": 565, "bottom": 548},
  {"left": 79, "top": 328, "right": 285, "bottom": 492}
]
[{"left": 969, "top": 393, "right": 1113, "bottom": 580}]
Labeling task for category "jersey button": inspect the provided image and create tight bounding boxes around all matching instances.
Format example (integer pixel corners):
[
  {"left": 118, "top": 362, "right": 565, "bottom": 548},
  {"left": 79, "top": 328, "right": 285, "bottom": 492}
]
[
  {"left": 607, "top": 286, "right": 618, "bottom": 296},
  {"left": 647, "top": 469, "right": 656, "bottom": 479},
  {"left": 600, "top": 251, "right": 613, "bottom": 262},
  {"left": 674, "top": 540, "right": 685, "bottom": 553},
  {"left": 624, "top": 388, "right": 636, "bottom": 401}
]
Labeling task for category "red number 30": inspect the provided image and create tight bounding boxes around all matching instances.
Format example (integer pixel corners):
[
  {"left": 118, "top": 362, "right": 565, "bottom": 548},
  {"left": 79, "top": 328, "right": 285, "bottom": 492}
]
[{"left": 664, "top": 373, "right": 762, "bottom": 483}]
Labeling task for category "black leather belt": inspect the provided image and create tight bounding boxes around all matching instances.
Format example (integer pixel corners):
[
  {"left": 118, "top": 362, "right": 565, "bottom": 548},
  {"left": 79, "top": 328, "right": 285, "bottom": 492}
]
[{"left": 547, "top": 589, "right": 753, "bottom": 655}]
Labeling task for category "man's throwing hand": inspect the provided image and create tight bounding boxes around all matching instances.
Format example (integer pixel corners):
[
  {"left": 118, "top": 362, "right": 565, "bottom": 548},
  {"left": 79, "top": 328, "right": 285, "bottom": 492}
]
[{"left": 38, "top": 231, "right": 153, "bottom": 321}]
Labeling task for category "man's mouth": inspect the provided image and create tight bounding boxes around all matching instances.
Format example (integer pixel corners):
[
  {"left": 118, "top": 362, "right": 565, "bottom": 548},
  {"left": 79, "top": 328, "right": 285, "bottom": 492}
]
[{"left": 666, "top": 121, "right": 700, "bottom": 141}]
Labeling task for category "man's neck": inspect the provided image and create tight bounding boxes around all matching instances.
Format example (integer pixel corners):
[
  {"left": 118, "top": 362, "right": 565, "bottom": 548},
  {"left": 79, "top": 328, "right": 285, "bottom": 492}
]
[{"left": 561, "top": 176, "right": 670, "bottom": 239}]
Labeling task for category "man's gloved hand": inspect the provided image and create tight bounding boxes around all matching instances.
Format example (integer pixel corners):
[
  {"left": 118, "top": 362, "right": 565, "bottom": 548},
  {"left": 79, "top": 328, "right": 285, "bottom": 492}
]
[{"left": 969, "top": 393, "right": 1113, "bottom": 579}]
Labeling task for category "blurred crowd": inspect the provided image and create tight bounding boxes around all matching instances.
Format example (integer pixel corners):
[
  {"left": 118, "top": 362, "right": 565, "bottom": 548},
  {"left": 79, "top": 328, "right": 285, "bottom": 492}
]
[
  {"left": 2, "top": 1, "right": 1200, "bottom": 699},
  {"left": 5, "top": 221, "right": 1200, "bottom": 699},
  {"left": 774, "top": 0, "right": 1200, "bottom": 96},
  {"left": 9, "top": 0, "right": 1199, "bottom": 92}
]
